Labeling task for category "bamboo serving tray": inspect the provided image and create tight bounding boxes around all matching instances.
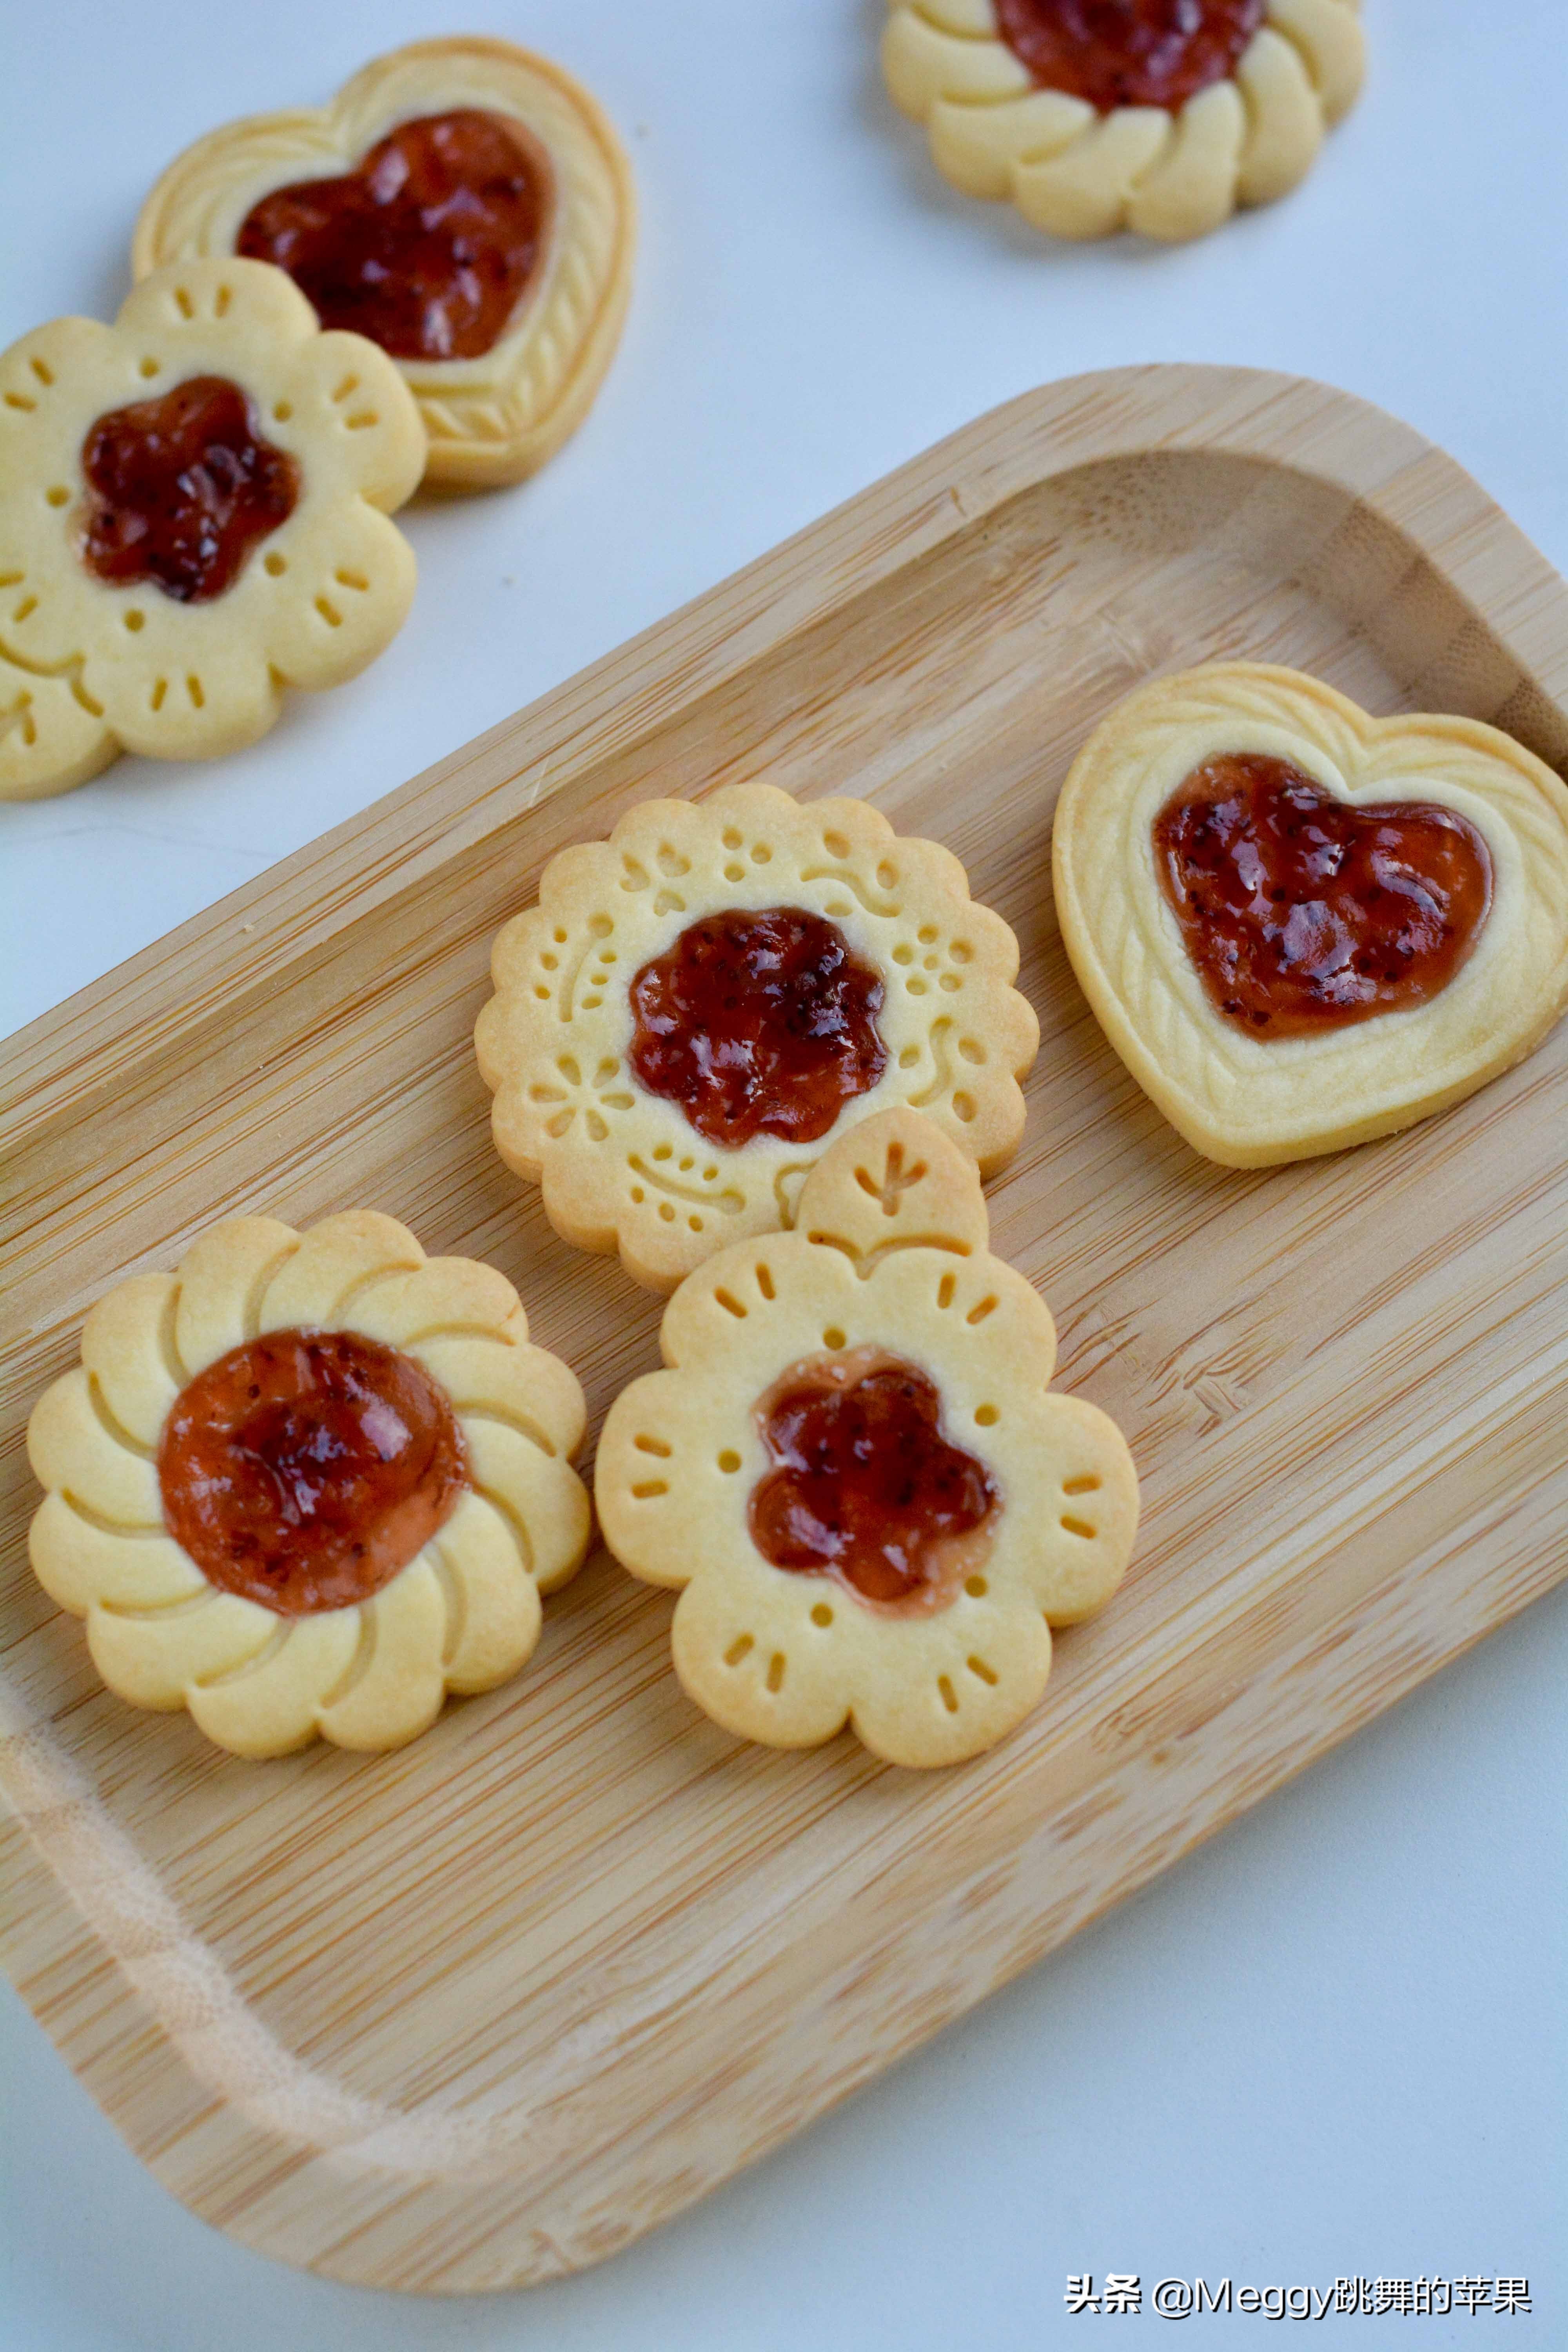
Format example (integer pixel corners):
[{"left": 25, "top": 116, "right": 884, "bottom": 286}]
[{"left": 4, "top": 367, "right": 1567, "bottom": 2294}]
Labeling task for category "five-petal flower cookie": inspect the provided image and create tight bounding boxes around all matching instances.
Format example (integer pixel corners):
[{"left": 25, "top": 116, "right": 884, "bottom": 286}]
[
  {"left": 0, "top": 257, "right": 425, "bottom": 799},
  {"left": 596, "top": 1109, "right": 1138, "bottom": 1767},
  {"left": 1051, "top": 663, "right": 1568, "bottom": 1166},
  {"left": 26, "top": 1211, "right": 590, "bottom": 1757},
  {"left": 475, "top": 782, "right": 1040, "bottom": 1292},
  {"left": 882, "top": 0, "right": 1364, "bottom": 242},
  {"left": 132, "top": 36, "right": 635, "bottom": 490}
]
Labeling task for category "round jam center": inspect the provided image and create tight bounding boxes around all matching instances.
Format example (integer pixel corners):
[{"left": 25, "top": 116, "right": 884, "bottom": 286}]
[
  {"left": 236, "top": 109, "right": 549, "bottom": 362},
  {"left": 993, "top": 0, "right": 1265, "bottom": 111},
  {"left": 748, "top": 1349, "right": 999, "bottom": 1610},
  {"left": 628, "top": 906, "right": 888, "bottom": 1149},
  {"left": 80, "top": 375, "right": 299, "bottom": 604},
  {"left": 157, "top": 1327, "right": 466, "bottom": 1616},
  {"left": 1153, "top": 752, "right": 1494, "bottom": 1038}
]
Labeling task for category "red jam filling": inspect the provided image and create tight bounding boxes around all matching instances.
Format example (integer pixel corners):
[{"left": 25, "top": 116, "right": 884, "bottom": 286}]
[
  {"left": 628, "top": 907, "right": 888, "bottom": 1149},
  {"left": 79, "top": 375, "right": 298, "bottom": 604},
  {"left": 1153, "top": 752, "right": 1493, "bottom": 1037},
  {"left": 157, "top": 1327, "right": 466, "bottom": 1616},
  {"left": 236, "top": 109, "right": 549, "bottom": 361},
  {"left": 993, "top": 0, "right": 1265, "bottom": 112},
  {"left": 748, "top": 1348, "right": 999, "bottom": 1611}
]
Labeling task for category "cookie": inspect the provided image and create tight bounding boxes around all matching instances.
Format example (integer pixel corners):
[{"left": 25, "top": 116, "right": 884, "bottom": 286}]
[
  {"left": 26, "top": 1212, "right": 590, "bottom": 1757},
  {"left": 596, "top": 1109, "right": 1137, "bottom": 1767},
  {"left": 0, "top": 642, "right": 116, "bottom": 799},
  {"left": 882, "top": 0, "right": 1363, "bottom": 242},
  {"left": 133, "top": 36, "right": 635, "bottom": 491},
  {"left": 0, "top": 257, "right": 424, "bottom": 800},
  {"left": 1051, "top": 663, "right": 1568, "bottom": 1166},
  {"left": 475, "top": 782, "right": 1040, "bottom": 1293}
]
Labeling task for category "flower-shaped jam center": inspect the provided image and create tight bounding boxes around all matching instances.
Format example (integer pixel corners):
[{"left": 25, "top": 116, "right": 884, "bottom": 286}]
[
  {"left": 628, "top": 907, "right": 888, "bottom": 1148},
  {"left": 158, "top": 1327, "right": 466, "bottom": 1615},
  {"left": 237, "top": 110, "right": 550, "bottom": 362},
  {"left": 1154, "top": 753, "right": 1494, "bottom": 1036},
  {"left": 993, "top": 0, "right": 1265, "bottom": 111},
  {"left": 748, "top": 1347, "right": 999, "bottom": 1610},
  {"left": 80, "top": 374, "right": 299, "bottom": 604}
]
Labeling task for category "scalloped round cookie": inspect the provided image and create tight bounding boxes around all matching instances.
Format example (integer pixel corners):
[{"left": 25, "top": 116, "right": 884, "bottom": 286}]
[
  {"left": 132, "top": 36, "right": 635, "bottom": 490},
  {"left": 26, "top": 1211, "right": 590, "bottom": 1758},
  {"left": 1051, "top": 663, "right": 1568, "bottom": 1166},
  {"left": 597, "top": 1110, "right": 1138, "bottom": 1767},
  {"left": 475, "top": 783, "right": 1040, "bottom": 1293},
  {"left": 882, "top": 0, "right": 1364, "bottom": 243}
]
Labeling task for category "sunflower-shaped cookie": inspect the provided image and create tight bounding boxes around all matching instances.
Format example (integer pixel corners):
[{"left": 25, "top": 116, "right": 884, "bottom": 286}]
[
  {"left": 26, "top": 1212, "right": 590, "bottom": 1757},
  {"left": 0, "top": 257, "right": 425, "bottom": 800},
  {"left": 596, "top": 1110, "right": 1137, "bottom": 1767},
  {"left": 882, "top": 0, "right": 1364, "bottom": 242},
  {"left": 1052, "top": 664, "right": 1568, "bottom": 1165},
  {"left": 133, "top": 36, "right": 635, "bottom": 490},
  {"left": 475, "top": 784, "right": 1040, "bottom": 1292}
]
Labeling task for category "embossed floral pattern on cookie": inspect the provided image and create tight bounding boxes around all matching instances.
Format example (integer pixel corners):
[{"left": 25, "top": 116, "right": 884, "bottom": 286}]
[
  {"left": 0, "top": 642, "right": 114, "bottom": 799},
  {"left": 26, "top": 1212, "right": 590, "bottom": 1757},
  {"left": 132, "top": 36, "right": 635, "bottom": 490},
  {"left": 1051, "top": 663, "right": 1568, "bottom": 1165},
  {"left": 0, "top": 258, "right": 425, "bottom": 800},
  {"left": 474, "top": 784, "right": 1040, "bottom": 1292},
  {"left": 597, "top": 1111, "right": 1138, "bottom": 1767},
  {"left": 882, "top": 0, "right": 1363, "bottom": 243}
]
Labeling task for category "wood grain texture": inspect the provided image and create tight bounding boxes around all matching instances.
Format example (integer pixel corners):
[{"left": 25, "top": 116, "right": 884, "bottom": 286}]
[{"left": 3, "top": 366, "right": 1566, "bottom": 2293}]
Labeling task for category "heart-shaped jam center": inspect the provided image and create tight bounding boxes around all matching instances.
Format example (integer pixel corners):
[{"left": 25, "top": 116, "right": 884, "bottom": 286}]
[
  {"left": 158, "top": 1327, "right": 466, "bottom": 1615},
  {"left": 749, "top": 1348, "right": 999, "bottom": 1610},
  {"left": 236, "top": 109, "right": 548, "bottom": 362},
  {"left": 1153, "top": 753, "right": 1494, "bottom": 1037},
  {"left": 80, "top": 374, "right": 298, "bottom": 604},
  {"left": 628, "top": 907, "right": 889, "bottom": 1148},
  {"left": 993, "top": 0, "right": 1265, "bottom": 111}
]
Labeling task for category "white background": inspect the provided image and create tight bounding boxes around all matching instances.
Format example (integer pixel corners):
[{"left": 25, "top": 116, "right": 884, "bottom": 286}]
[{"left": 2, "top": 2, "right": 1565, "bottom": 2345}]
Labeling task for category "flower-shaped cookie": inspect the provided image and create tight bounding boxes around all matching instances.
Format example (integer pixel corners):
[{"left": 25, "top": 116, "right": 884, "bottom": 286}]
[
  {"left": 133, "top": 36, "right": 635, "bottom": 490},
  {"left": 882, "top": 0, "right": 1363, "bottom": 242},
  {"left": 0, "top": 257, "right": 424, "bottom": 800},
  {"left": 0, "top": 644, "right": 116, "bottom": 800},
  {"left": 26, "top": 1211, "right": 590, "bottom": 1758},
  {"left": 475, "top": 783, "right": 1040, "bottom": 1292},
  {"left": 1052, "top": 664, "right": 1568, "bottom": 1166},
  {"left": 597, "top": 1109, "right": 1138, "bottom": 1767}
]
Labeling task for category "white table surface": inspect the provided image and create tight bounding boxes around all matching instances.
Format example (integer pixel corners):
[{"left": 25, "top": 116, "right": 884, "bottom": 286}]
[{"left": 2, "top": 3, "right": 1565, "bottom": 2345}]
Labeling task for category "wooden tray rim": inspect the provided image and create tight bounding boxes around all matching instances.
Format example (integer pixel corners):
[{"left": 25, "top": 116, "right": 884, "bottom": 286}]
[
  {"left": 7, "top": 362, "right": 1568, "bottom": 1142},
  {"left": 4, "top": 364, "right": 1568, "bottom": 2292}
]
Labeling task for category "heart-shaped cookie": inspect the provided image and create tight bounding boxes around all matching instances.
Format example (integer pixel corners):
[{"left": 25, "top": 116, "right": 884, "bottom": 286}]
[
  {"left": 132, "top": 37, "right": 635, "bottom": 490},
  {"left": 1052, "top": 664, "right": 1568, "bottom": 1165}
]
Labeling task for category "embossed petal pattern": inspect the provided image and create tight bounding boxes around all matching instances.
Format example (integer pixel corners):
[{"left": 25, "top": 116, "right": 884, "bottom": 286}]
[
  {"left": 881, "top": 0, "right": 1363, "bottom": 241},
  {"left": 26, "top": 1212, "right": 590, "bottom": 1757},
  {"left": 475, "top": 783, "right": 1040, "bottom": 1292}
]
